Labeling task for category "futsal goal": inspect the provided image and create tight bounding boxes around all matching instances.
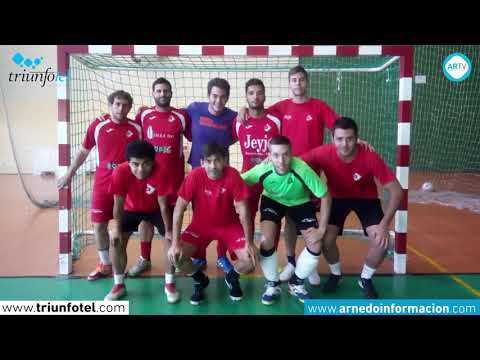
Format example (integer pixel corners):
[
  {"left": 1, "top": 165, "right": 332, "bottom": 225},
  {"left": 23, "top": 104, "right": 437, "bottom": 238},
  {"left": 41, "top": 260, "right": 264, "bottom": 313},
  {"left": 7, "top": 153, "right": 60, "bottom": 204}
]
[{"left": 57, "top": 45, "right": 412, "bottom": 275}]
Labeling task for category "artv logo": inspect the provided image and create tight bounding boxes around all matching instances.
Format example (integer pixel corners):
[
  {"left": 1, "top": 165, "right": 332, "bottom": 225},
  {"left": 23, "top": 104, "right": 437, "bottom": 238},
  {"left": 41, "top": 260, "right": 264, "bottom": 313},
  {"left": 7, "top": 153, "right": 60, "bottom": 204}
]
[
  {"left": 9, "top": 51, "right": 67, "bottom": 87},
  {"left": 443, "top": 53, "right": 472, "bottom": 82}
]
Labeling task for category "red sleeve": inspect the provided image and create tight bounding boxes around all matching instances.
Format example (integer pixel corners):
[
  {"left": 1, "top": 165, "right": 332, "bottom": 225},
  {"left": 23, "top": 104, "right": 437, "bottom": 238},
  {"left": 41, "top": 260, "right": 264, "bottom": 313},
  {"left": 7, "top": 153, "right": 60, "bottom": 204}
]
[
  {"left": 321, "top": 101, "right": 339, "bottom": 131},
  {"left": 370, "top": 152, "right": 396, "bottom": 185},
  {"left": 300, "top": 146, "right": 324, "bottom": 175},
  {"left": 267, "top": 100, "right": 284, "bottom": 119},
  {"left": 111, "top": 165, "right": 129, "bottom": 197},
  {"left": 181, "top": 108, "right": 192, "bottom": 142},
  {"left": 178, "top": 172, "right": 195, "bottom": 202},
  {"left": 82, "top": 119, "right": 98, "bottom": 150},
  {"left": 231, "top": 115, "right": 239, "bottom": 142},
  {"left": 230, "top": 170, "right": 250, "bottom": 202},
  {"left": 134, "top": 111, "right": 142, "bottom": 127}
]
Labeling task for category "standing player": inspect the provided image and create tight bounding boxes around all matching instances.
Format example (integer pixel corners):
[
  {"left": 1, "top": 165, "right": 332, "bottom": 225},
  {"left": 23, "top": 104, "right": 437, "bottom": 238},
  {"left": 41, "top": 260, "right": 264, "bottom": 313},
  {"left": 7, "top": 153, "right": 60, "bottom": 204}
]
[
  {"left": 105, "top": 140, "right": 176, "bottom": 301},
  {"left": 167, "top": 142, "right": 256, "bottom": 305},
  {"left": 183, "top": 78, "right": 239, "bottom": 273},
  {"left": 127, "top": 78, "right": 189, "bottom": 302},
  {"left": 241, "top": 136, "right": 331, "bottom": 304},
  {"left": 234, "top": 78, "right": 281, "bottom": 239},
  {"left": 57, "top": 90, "right": 141, "bottom": 281},
  {"left": 301, "top": 117, "right": 402, "bottom": 299}
]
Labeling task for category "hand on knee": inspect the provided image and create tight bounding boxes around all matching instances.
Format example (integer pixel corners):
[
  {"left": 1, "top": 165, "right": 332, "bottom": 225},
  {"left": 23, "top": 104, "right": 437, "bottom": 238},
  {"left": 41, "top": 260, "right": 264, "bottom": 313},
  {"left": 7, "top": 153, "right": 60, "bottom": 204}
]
[{"left": 237, "top": 260, "right": 255, "bottom": 274}]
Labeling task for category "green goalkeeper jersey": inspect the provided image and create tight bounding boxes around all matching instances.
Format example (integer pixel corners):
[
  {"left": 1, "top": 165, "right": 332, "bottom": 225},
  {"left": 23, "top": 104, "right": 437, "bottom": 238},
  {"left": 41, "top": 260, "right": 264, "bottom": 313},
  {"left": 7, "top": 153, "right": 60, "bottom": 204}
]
[{"left": 241, "top": 157, "right": 328, "bottom": 207}]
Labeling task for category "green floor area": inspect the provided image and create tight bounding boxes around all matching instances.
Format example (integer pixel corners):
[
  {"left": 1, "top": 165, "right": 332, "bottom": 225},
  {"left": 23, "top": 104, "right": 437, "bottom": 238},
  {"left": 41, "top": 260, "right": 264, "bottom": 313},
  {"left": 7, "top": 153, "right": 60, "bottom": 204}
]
[{"left": 0, "top": 275, "right": 479, "bottom": 315}]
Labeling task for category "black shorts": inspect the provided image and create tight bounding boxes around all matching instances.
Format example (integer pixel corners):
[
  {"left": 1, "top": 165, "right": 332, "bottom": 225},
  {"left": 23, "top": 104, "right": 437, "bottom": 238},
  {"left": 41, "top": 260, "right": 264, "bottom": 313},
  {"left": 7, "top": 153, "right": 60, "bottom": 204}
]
[
  {"left": 329, "top": 198, "right": 384, "bottom": 236},
  {"left": 260, "top": 195, "right": 318, "bottom": 232},
  {"left": 122, "top": 211, "right": 165, "bottom": 236}
]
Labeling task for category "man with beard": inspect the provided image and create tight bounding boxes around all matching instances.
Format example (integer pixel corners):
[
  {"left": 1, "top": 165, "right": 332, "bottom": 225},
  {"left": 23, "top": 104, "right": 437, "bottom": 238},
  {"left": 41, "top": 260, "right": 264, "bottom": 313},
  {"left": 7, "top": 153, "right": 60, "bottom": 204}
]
[
  {"left": 234, "top": 78, "right": 281, "bottom": 240},
  {"left": 129, "top": 78, "right": 190, "bottom": 304}
]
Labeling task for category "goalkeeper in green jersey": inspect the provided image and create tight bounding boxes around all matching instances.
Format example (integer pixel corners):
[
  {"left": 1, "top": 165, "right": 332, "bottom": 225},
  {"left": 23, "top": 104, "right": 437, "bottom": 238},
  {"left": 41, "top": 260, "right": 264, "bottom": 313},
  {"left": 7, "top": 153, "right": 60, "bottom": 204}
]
[{"left": 241, "top": 135, "right": 331, "bottom": 304}]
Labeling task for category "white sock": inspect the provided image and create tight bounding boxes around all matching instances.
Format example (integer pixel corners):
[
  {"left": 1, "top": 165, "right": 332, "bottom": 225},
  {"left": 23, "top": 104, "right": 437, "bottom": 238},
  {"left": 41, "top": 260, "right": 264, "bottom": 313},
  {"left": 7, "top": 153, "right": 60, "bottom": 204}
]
[
  {"left": 295, "top": 248, "right": 320, "bottom": 279},
  {"left": 329, "top": 262, "right": 342, "bottom": 276},
  {"left": 361, "top": 264, "right": 376, "bottom": 279},
  {"left": 165, "top": 273, "right": 174, "bottom": 284},
  {"left": 260, "top": 250, "right": 279, "bottom": 282},
  {"left": 114, "top": 274, "right": 125, "bottom": 285},
  {"left": 98, "top": 250, "right": 111, "bottom": 265}
]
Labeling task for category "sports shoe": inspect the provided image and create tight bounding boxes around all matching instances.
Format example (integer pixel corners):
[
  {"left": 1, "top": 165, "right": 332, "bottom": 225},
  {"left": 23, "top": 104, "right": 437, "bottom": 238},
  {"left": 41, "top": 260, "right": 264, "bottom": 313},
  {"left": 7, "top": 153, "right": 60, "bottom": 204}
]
[
  {"left": 190, "top": 275, "right": 210, "bottom": 305},
  {"left": 261, "top": 281, "right": 281, "bottom": 305},
  {"left": 104, "top": 284, "right": 126, "bottom": 301},
  {"left": 216, "top": 255, "right": 233, "bottom": 273},
  {"left": 191, "top": 258, "right": 207, "bottom": 270},
  {"left": 279, "top": 263, "right": 296, "bottom": 282},
  {"left": 164, "top": 283, "right": 180, "bottom": 303},
  {"left": 308, "top": 271, "right": 321, "bottom": 286},
  {"left": 225, "top": 275, "right": 243, "bottom": 301},
  {"left": 358, "top": 278, "right": 379, "bottom": 299},
  {"left": 322, "top": 274, "right": 342, "bottom": 293},
  {"left": 127, "top": 257, "right": 151, "bottom": 277},
  {"left": 288, "top": 280, "right": 310, "bottom": 303},
  {"left": 87, "top": 263, "right": 112, "bottom": 281}
]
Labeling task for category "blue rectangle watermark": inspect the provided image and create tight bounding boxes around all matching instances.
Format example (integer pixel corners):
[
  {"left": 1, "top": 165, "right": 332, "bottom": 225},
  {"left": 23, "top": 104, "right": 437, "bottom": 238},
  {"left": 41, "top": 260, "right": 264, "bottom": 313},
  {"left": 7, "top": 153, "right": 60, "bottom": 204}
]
[{"left": 304, "top": 300, "right": 480, "bottom": 315}]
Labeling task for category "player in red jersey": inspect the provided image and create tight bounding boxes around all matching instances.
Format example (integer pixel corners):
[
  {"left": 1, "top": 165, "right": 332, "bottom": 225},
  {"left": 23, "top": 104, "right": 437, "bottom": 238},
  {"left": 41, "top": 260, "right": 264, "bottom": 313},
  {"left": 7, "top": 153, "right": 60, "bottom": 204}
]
[
  {"left": 127, "top": 78, "right": 191, "bottom": 291},
  {"left": 104, "top": 140, "right": 177, "bottom": 301},
  {"left": 57, "top": 90, "right": 141, "bottom": 281},
  {"left": 167, "top": 142, "right": 257, "bottom": 305},
  {"left": 301, "top": 117, "right": 402, "bottom": 298},
  {"left": 234, "top": 78, "right": 281, "bottom": 239}
]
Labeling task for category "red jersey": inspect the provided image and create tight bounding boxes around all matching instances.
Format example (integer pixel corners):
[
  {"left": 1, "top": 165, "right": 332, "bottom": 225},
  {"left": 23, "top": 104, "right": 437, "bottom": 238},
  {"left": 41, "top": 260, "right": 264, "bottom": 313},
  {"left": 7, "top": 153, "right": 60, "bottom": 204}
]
[
  {"left": 82, "top": 114, "right": 142, "bottom": 192},
  {"left": 301, "top": 144, "right": 396, "bottom": 199},
  {"left": 135, "top": 106, "right": 190, "bottom": 164},
  {"left": 269, "top": 98, "right": 338, "bottom": 156},
  {"left": 178, "top": 166, "right": 250, "bottom": 227},
  {"left": 233, "top": 112, "right": 281, "bottom": 172},
  {"left": 136, "top": 106, "right": 191, "bottom": 194},
  {"left": 111, "top": 162, "right": 175, "bottom": 212}
]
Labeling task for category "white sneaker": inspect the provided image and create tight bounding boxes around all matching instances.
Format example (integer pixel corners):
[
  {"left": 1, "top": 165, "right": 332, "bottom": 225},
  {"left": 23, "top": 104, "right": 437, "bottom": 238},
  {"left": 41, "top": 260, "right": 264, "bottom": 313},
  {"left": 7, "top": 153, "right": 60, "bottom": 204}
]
[
  {"left": 279, "top": 263, "right": 296, "bottom": 282},
  {"left": 288, "top": 282, "right": 310, "bottom": 303},
  {"left": 261, "top": 281, "right": 282, "bottom": 305},
  {"left": 104, "top": 284, "right": 127, "bottom": 301},
  {"left": 127, "top": 257, "right": 151, "bottom": 277},
  {"left": 164, "top": 283, "right": 180, "bottom": 303},
  {"left": 308, "top": 271, "right": 321, "bottom": 286}
]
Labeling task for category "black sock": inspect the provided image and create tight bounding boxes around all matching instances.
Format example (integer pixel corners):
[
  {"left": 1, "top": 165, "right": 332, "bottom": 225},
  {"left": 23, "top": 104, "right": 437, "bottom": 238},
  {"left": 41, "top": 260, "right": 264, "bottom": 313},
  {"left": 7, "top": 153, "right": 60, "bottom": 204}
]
[
  {"left": 306, "top": 248, "right": 321, "bottom": 256},
  {"left": 226, "top": 268, "right": 239, "bottom": 282},
  {"left": 191, "top": 269, "right": 207, "bottom": 284},
  {"left": 289, "top": 273, "right": 304, "bottom": 285},
  {"left": 260, "top": 247, "right": 275, "bottom": 257},
  {"left": 287, "top": 255, "right": 296, "bottom": 266}
]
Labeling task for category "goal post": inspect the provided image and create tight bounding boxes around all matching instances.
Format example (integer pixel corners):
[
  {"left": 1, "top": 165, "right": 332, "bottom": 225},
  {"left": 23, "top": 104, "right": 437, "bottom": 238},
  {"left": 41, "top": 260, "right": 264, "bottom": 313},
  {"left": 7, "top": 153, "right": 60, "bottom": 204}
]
[{"left": 57, "top": 45, "right": 412, "bottom": 276}]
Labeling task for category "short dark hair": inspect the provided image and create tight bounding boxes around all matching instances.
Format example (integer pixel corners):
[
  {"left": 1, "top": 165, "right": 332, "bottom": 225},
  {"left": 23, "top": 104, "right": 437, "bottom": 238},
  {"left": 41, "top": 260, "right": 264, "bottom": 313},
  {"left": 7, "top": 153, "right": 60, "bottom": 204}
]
[
  {"left": 152, "top": 77, "right": 172, "bottom": 92},
  {"left": 207, "top": 78, "right": 230, "bottom": 98},
  {"left": 288, "top": 65, "right": 309, "bottom": 82},
  {"left": 332, "top": 117, "right": 359, "bottom": 137},
  {"left": 201, "top": 142, "right": 227, "bottom": 160},
  {"left": 108, "top": 90, "right": 133, "bottom": 107},
  {"left": 125, "top": 140, "right": 156, "bottom": 162},
  {"left": 269, "top": 135, "right": 291, "bottom": 148},
  {"left": 245, "top": 78, "right": 265, "bottom": 93}
]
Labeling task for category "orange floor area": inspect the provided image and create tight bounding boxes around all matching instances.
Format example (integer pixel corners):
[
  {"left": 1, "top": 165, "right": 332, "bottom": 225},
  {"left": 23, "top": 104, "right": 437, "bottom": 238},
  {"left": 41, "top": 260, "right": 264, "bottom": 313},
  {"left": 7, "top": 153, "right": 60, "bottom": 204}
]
[{"left": 0, "top": 174, "right": 479, "bottom": 277}]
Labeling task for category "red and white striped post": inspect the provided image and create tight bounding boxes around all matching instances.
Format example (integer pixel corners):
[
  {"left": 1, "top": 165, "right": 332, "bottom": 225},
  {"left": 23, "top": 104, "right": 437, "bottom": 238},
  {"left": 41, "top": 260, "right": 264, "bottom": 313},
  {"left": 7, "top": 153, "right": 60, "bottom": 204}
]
[{"left": 57, "top": 45, "right": 412, "bottom": 275}]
